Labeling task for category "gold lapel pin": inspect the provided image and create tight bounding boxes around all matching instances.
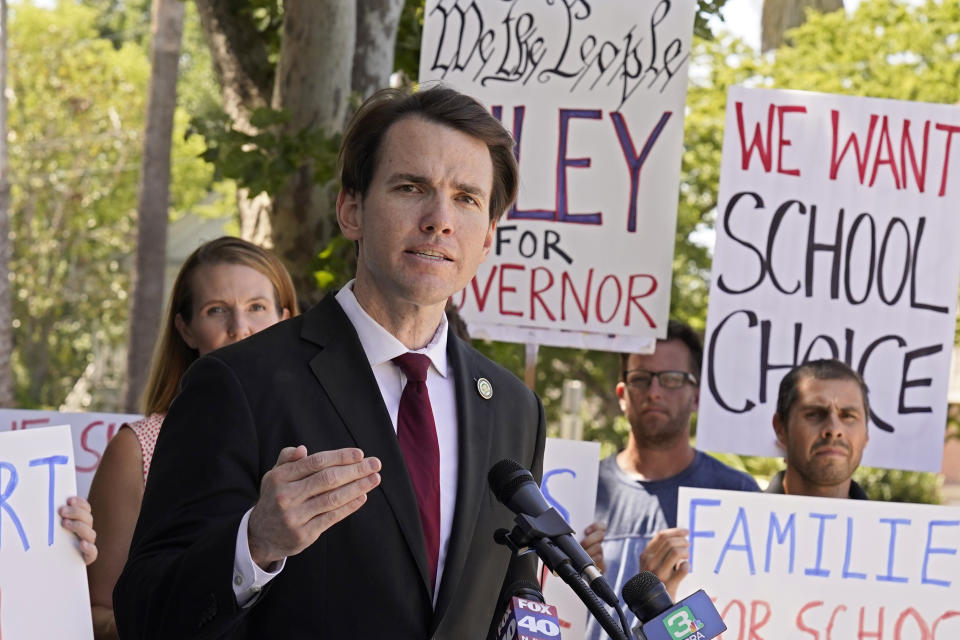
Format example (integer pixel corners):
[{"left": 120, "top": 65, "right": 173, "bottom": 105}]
[{"left": 476, "top": 377, "right": 493, "bottom": 400}]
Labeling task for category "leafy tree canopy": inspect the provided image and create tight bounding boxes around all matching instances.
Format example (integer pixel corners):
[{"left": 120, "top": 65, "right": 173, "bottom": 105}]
[{"left": 8, "top": 1, "right": 217, "bottom": 409}]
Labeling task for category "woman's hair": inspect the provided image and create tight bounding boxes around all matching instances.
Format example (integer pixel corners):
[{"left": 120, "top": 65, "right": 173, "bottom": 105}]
[{"left": 141, "top": 236, "right": 299, "bottom": 415}]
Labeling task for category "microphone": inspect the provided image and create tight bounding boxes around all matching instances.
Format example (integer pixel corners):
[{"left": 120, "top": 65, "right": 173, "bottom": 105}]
[
  {"left": 494, "top": 582, "right": 561, "bottom": 640},
  {"left": 621, "top": 571, "right": 727, "bottom": 640},
  {"left": 487, "top": 459, "right": 619, "bottom": 608}
]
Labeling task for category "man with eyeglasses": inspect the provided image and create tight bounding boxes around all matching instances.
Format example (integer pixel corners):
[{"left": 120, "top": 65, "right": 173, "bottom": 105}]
[{"left": 582, "top": 321, "right": 758, "bottom": 639}]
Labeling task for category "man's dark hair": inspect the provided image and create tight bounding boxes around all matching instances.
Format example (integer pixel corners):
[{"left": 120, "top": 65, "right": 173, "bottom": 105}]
[
  {"left": 338, "top": 84, "right": 518, "bottom": 222},
  {"left": 620, "top": 320, "right": 703, "bottom": 382},
  {"left": 776, "top": 359, "right": 870, "bottom": 426}
]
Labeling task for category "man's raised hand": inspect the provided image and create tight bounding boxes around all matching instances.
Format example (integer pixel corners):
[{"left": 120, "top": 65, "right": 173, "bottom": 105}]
[{"left": 248, "top": 446, "right": 382, "bottom": 570}]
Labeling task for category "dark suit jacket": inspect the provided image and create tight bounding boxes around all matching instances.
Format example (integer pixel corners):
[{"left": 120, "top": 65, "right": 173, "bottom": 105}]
[{"left": 114, "top": 295, "right": 546, "bottom": 639}]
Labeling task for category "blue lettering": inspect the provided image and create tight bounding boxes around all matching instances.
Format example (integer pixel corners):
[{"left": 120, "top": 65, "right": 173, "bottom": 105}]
[
  {"left": 499, "top": 105, "right": 555, "bottom": 222},
  {"left": 804, "top": 512, "right": 836, "bottom": 577},
  {"left": 541, "top": 468, "right": 574, "bottom": 523},
  {"left": 764, "top": 511, "right": 795, "bottom": 574},
  {"left": 876, "top": 517, "right": 910, "bottom": 583},
  {"left": 610, "top": 111, "right": 672, "bottom": 232},
  {"left": 557, "top": 109, "right": 602, "bottom": 225},
  {"left": 842, "top": 516, "right": 866, "bottom": 580},
  {"left": 29, "top": 455, "right": 68, "bottom": 546},
  {"left": 921, "top": 519, "right": 959, "bottom": 587},
  {"left": 0, "top": 462, "right": 30, "bottom": 551},
  {"left": 714, "top": 507, "right": 755, "bottom": 575},
  {"left": 688, "top": 498, "right": 720, "bottom": 572}
]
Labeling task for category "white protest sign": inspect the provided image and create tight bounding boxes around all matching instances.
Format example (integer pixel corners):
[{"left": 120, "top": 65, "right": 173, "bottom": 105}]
[
  {"left": 0, "top": 409, "right": 141, "bottom": 498},
  {"left": 698, "top": 87, "right": 960, "bottom": 472},
  {"left": 539, "top": 437, "right": 601, "bottom": 639},
  {"left": 0, "top": 426, "right": 94, "bottom": 640},
  {"left": 419, "top": 0, "right": 697, "bottom": 350},
  {"left": 677, "top": 488, "right": 960, "bottom": 640}
]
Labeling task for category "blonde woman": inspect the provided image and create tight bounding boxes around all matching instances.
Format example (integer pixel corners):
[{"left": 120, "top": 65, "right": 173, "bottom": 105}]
[{"left": 86, "top": 237, "right": 298, "bottom": 639}]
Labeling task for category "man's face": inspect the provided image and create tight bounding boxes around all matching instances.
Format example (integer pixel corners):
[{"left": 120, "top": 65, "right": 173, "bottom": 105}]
[
  {"left": 336, "top": 116, "right": 496, "bottom": 314},
  {"left": 774, "top": 376, "right": 869, "bottom": 488},
  {"left": 616, "top": 340, "right": 699, "bottom": 447}
]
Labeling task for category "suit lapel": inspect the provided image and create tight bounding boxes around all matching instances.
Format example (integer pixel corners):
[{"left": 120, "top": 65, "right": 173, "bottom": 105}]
[
  {"left": 303, "top": 296, "right": 432, "bottom": 597},
  {"left": 432, "top": 335, "right": 496, "bottom": 626}
]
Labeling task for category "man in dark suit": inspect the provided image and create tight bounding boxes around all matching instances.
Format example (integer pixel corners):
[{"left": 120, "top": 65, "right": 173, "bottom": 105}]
[{"left": 114, "top": 86, "right": 546, "bottom": 639}]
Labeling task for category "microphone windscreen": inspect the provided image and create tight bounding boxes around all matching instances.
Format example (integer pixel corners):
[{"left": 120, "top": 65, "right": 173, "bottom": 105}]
[
  {"left": 488, "top": 459, "right": 533, "bottom": 505},
  {"left": 622, "top": 571, "right": 674, "bottom": 624}
]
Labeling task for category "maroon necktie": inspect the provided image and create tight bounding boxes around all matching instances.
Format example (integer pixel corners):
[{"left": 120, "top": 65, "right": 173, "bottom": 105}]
[{"left": 392, "top": 352, "right": 441, "bottom": 591}]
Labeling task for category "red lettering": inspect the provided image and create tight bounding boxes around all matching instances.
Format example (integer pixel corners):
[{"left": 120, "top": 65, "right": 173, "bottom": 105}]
[
  {"left": 625, "top": 274, "right": 657, "bottom": 327},
  {"left": 797, "top": 601, "right": 824, "bottom": 640},
  {"left": 749, "top": 600, "right": 771, "bottom": 640},
  {"left": 498, "top": 264, "right": 524, "bottom": 317},
  {"left": 830, "top": 111, "right": 879, "bottom": 182},
  {"left": 736, "top": 102, "right": 775, "bottom": 172},
  {"left": 470, "top": 266, "right": 498, "bottom": 312},
  {"left": 77, "top": 421, "right": 106, "bottom": 472},
  {"left": 560, "top": 270, "right": 592, "bottom": 322},
  {"left": 869, "top": 116, "right": 902, "bottom": 189},
  {"left": 894, "top": 608, "right": 930, "bottom": 640},
  {"left": 721, "top": 600, "right": 747, "bottom": 640},
  {"left": 900, "top": 119, "right": 930, "bottom": 193},
  {"left": 935, "top": 123, "right": 960, "bottom": 196},
  {"left": 859, "top": 606, "right": 884, "bottom": 639},
  {"left": 776, "top": 105, "right": 807, "bottom": 176},
  {"left": 530, "top": 267, "right": 556, "bottom": 321},
  {"left": 18, "top": 418, "right": 51, "bottom": 430},
  {"left": 932, "top": 610, "right": 960, "bottom": 638},
  {"left": 826, "top": 605, "right": 847, "bottom": 640},
  {"left": 595, "top": 275, "right": 622, "bottom": 324}
]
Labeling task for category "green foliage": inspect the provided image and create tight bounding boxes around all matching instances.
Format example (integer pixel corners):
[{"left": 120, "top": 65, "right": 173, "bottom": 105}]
[
  {"left": 188, "top": 108, "right": 341, "bottom": 200},
  {"left": 394, "top": 0, "right": 425, "bottom": 82},
  {"left": 8, "top": 1, "right": 216, "bottom": 409},
  {"left": 78, "top": 0, "right": 151, "bottom": 48},
  {"left": 853, "top": 467, "right": 943, "bottom": 503}
]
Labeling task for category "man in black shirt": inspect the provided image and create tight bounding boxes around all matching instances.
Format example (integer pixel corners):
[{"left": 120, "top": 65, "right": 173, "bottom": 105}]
[{"left": 766, "top": 359, "right": 870, "bottom": 499}]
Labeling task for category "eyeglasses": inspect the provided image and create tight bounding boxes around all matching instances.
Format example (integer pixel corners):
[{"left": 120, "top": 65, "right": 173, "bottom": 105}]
[{"left": 622, "top": 369, "right": 697, "bottom": 391}]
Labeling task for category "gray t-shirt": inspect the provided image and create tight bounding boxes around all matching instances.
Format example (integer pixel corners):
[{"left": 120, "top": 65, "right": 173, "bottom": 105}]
[{"left": 586, "top": 451, "right": 759, "bottom": 639}]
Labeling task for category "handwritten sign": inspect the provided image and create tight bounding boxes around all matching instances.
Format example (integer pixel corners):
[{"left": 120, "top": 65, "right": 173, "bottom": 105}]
[
  {"left": 0, "top": 426, "right": 94, "bottom": 639},
  {"left": 677, "top": 488, "right": 960, "bottom": 640},
  {"left": 697, "top": 87, "right": 960, "bottom": 472},
  {"left": 419, "top": 0, "right": 697, "bottom": 350},
  {"left": 539, "top": 437, "right": 601, "bottom": 639},
  {"left": 0, "top": 409, "right": 141, "bottom": 498}
]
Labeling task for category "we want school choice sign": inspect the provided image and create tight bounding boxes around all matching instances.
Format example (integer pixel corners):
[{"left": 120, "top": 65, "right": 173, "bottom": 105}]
[
  {"left": 419, "top": 0, "right": 696, "bottom": 351},
  {"left": 0, "top": 426, "right": 94, "bottom": 639},
  {"left": 697, "top": 87, "right": 960, "bottom": 472},
  {"left": 0, "top": 409, "right": 140, "bottom": 498},
  {"left": 677, "top": 488, "right": 960, "bottom": 640}
]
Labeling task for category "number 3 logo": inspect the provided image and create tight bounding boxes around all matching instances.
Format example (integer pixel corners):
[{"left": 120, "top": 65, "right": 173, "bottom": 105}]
[{"left": 664, "top": 606, "right": 695, "bottom": 639}]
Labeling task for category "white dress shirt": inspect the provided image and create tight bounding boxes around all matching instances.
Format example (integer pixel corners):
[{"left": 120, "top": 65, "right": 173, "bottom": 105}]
[{"left": 233, "top": 281, "right": 459, "bottom": 606}]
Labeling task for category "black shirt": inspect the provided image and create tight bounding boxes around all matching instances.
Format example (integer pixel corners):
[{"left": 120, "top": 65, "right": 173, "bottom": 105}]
[{"left": 764, "top": 470, "right": 868, "bottom": 499}]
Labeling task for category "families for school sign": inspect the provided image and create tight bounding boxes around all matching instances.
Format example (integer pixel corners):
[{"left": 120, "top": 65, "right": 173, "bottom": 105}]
[
  {"left": 677, "top": 488, "right": 960, "bottom": 640},
  {"left": 698, "top": 87, "right": 960, "bottom": 472},
  {"left": 419, "top": 0, "right": 696, "bottom": 350}
]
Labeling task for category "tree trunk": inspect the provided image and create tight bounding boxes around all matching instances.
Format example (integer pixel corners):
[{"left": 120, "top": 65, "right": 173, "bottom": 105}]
[
  {"left": 0, "top": 0, "right": 12, "bottom": 407},
  {"left": 194, "top": 0, "right": 275, "bottom": 251},
  {"left": 194, "top": 1, "right": 405, "bottom": 303},
  {"left": 352, "top": 0, "right": 404, "bottom": 98},
  {"left": 123, "top": 0, "right": 185, "bottom": 412},
  {"left": 269, "top": 0, "right": 355, "bottom": 301},
  {"left": 761, "top": 0, "right": 844, "bottom": 52}
]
